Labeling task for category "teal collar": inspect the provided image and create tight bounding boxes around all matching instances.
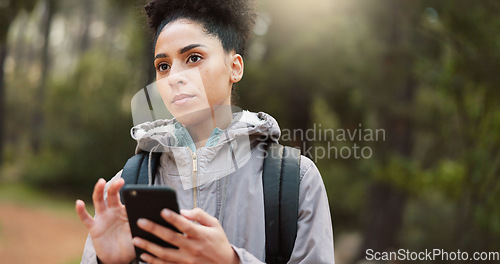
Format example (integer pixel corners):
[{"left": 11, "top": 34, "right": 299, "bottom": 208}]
[{"left": 174, "top": 122, "right": 223, "bottom": 152}]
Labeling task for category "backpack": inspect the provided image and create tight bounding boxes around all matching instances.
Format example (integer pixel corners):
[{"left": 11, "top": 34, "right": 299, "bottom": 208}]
[{"left": 120, "top": 142, "right": 301, "bottom": 264}]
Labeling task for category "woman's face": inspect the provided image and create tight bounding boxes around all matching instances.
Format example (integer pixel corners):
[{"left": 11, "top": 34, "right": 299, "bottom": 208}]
[{"left": 154, "top": 19, "right": 242, "bottom": 127}]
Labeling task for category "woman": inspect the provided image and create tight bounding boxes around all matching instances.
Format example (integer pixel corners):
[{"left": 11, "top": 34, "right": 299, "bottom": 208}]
[{"left": 76, "top": 0, "right": 334, "bottom": 263}]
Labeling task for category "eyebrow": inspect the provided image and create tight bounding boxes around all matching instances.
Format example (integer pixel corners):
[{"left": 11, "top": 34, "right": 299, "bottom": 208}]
[
  {"left": 154, "top": 53, "right": 167, "bottom": 60},
  {"left": 154, "top": 44, "right": 206, "bottom": 61},
  {"left": 180, "top": 44, "right": 204, "bottom": 54}
]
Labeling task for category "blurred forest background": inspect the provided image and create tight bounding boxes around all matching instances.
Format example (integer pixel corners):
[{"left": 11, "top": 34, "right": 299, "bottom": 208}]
[{"left": 0, "top": 0, "right": 499, "bottom": 263}]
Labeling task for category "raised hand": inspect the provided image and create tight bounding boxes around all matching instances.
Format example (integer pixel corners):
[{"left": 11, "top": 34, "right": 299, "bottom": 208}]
[
  {"left": 132, "top": 207, "right": 239, "bottom": 264},
  {"left": 75, "top": 178, "right": 136, "bottom": 264}
]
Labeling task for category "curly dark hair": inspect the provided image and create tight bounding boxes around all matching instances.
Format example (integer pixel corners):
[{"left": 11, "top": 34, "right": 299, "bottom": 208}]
[{"left": 144, "top": 0, "right": 256, "bottom": 56}]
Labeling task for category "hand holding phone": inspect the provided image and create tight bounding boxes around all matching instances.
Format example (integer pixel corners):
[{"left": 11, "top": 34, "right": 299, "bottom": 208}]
[{"left": 121, "top": 185, "right": 181, "bottom": 260}]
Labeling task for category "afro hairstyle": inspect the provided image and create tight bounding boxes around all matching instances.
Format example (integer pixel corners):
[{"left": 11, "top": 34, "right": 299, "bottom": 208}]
[{"left": 145, "top": 0, "right": 256, "bottom": 56}]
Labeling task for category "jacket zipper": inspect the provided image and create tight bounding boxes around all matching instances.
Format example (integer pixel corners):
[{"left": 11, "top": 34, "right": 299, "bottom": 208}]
[{"left": 191, "top": 148, "right": 198, "bottom": 208}]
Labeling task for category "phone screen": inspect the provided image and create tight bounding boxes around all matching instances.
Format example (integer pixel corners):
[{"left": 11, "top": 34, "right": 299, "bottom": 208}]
[{"left": 121, "top": 185, "right": 181, "bottom": 259}]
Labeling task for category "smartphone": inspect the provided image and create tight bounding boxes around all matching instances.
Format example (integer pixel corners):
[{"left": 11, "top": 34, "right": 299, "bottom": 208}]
[{"left": 121, "top": 185, "right": 181, "bottom": 260}]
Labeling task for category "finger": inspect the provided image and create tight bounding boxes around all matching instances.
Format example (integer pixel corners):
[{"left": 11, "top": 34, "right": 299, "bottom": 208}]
[
  {"left": 181, "top": 208, "right": 219, "bottom": 228},
  {"left": 139, "top": 253, "right": 166, "bottom": 264},
  {"left": 137, "top": 218, "right": 187, "bottom": 248},
  {"left": 92, "top": 178, "right": 107, "bottom": 214},
  {"left": 133, "top": 237, "right": 184, "bottom": 263},
  {"left": 107, "top": 178, "right": 125, "bottom": 207},
  {"left": 139, "top": 252, "right": 177, "bottom": 264},
  {"left": 161, "top": 209, "right": 201, "bottom": 237},
  {"left": 75, "top": 199, "right": 94, "bottom": 229}
]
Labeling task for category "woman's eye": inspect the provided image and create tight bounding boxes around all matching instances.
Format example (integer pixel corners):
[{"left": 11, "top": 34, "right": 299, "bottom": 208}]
[
  {"left": 188, "top": 55, "right": 202, "bottom": 63},
  {"left": 157, "top": 63, "right": 170, "bottom": 72}
]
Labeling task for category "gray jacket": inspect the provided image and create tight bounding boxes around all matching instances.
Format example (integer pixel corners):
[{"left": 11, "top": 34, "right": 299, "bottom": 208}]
[{"left": 81, "top": 111, "right": 334, "bottom": 263}]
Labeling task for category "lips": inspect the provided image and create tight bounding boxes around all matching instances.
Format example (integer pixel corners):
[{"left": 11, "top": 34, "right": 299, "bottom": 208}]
[{"left": 171, "top": 93, "right": 195, "bottom": 105}]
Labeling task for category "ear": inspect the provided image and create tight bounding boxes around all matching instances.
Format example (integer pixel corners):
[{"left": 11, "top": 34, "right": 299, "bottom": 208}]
[{"left": 229, "top": 53, "right": 244, "bottom": 84}]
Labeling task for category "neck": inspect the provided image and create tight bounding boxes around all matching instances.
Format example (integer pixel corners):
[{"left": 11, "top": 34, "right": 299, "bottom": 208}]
[{"left": 185, "top": 105, "right": 233, "bottom": 149}]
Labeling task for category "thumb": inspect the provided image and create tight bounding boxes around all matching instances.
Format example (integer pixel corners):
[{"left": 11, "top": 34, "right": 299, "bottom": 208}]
[{"left": 181, "top": 208, "right": 219, "bottom": 228}]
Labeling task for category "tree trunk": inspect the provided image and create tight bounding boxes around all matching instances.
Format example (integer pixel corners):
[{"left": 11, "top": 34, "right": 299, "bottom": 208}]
[
  {"left": 79, "top": 0, "right": 93, "bottom": 54},
  {"left": 286, "top": 79, "right": 312, "bottom": 154},
  {"left": 360, "top": 0, "right": 418, "bottom": 258},
  {"left": 360, "top": 79, "right": 414, "bottom": 256},
  {"left": 31, "top": 0, "right": 54, "bottom": 153},
  {"left": 362, "top": 182, "right": 408, "bottom": 252}
]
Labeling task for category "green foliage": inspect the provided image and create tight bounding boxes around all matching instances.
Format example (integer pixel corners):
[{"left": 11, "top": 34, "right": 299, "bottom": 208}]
[
  {"left": 21, "top": 47, "right": 138, "bottom": 196},
  {"left": 243, "top": 0, "right": 500, "bottom": 251}
]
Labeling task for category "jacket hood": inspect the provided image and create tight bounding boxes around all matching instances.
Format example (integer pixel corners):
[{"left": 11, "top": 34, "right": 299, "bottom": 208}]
[
  {"left": 131, "top": 110, "right": 280, "bottom": 153},
  {"left": 130, "top": 111, "right": 281, "bottom": 190}
]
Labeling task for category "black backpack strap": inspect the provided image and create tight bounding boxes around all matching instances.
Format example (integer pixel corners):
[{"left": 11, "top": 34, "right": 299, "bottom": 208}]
[
  {"left": 120, "top": 151, "right": 162, "bottom": 203},
  {"left": 121, "top": 152, "right": 147, "bottom": 185},
  {"left": 263, "top": 143, "right": 301, "bottom": 264},
  {"left": 279, "top": 146, "right": 301, "bottom": 260},
  {"left": 263, "top": 143, "right": 283, "bottom": 263}
]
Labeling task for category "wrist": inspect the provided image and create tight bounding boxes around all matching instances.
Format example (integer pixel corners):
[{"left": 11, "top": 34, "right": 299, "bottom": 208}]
[{"left": 229, "top": 246, "right": 240, "bottom": 264}]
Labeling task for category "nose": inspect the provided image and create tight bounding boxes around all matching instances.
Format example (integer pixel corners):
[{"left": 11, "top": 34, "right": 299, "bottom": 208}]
[{"left": 167, "top": 63, "right": 188, "bottom": 90}]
